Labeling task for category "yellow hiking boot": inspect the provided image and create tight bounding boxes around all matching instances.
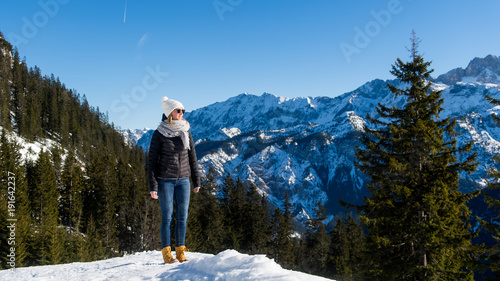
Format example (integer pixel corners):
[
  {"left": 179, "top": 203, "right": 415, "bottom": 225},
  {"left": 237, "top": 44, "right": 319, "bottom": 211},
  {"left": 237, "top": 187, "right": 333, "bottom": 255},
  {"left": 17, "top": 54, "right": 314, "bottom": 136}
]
[
  {"left": 161, "top": 246, "right": 178, "bottom": 264},
  {"left": 175, "top": 246, "right": 189, "bottom": 262}
]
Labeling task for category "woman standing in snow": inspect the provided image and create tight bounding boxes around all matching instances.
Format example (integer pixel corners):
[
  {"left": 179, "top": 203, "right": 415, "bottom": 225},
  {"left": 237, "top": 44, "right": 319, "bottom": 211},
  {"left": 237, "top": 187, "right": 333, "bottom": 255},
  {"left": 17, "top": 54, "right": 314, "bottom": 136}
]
[{"left": 148, "top": 96, "right": 201, "bottom": 264}]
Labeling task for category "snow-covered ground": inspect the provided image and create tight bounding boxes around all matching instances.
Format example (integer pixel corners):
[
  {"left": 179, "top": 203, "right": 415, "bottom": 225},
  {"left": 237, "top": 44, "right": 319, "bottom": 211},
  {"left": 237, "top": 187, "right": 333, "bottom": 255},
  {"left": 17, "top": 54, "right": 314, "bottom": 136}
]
[{"left": 1, "top": 249, "right": 334, "bottom": 281}]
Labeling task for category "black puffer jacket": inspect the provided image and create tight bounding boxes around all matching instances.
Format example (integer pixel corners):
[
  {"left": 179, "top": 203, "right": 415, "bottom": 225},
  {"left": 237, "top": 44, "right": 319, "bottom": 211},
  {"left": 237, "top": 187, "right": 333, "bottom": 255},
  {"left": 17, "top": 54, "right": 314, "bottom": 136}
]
[{"left": 148, "top": 119, "right": 201, "bottom": 192}]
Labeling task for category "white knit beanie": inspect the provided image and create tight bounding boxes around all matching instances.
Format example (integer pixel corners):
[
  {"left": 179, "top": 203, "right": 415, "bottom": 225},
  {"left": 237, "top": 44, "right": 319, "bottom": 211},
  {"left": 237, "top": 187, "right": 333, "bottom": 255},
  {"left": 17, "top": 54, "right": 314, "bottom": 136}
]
[{"left": 161, "top": 96, "right": 184, "bottom": 117}]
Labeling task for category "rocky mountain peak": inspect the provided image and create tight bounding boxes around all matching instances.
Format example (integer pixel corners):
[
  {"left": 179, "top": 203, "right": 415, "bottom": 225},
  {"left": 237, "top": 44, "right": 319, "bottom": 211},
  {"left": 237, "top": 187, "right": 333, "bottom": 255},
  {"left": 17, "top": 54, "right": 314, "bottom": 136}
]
[
  {"left": 466, "top": 54, "right": 500, "bottom": 76},
  {"left": 436, "top": 54, "right": 500, "bottom": 84}
]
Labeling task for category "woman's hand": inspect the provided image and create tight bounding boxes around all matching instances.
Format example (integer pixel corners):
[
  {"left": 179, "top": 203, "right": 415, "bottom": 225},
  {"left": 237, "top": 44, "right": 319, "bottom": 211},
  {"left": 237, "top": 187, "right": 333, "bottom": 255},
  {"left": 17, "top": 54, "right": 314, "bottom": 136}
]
[
  {"left": 150, "top": 191, "right": 158, "bottom": 199},
  {"left": 193, "top": 187, "right": 200, "bottom": 193}
]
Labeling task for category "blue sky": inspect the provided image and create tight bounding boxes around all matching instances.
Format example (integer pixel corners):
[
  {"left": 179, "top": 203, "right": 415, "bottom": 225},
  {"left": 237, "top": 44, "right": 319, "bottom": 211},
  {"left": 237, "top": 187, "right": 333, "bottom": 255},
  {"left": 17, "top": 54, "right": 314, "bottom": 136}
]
[{"left": 0, "top": 0, "right": 499, "bottom": 130}]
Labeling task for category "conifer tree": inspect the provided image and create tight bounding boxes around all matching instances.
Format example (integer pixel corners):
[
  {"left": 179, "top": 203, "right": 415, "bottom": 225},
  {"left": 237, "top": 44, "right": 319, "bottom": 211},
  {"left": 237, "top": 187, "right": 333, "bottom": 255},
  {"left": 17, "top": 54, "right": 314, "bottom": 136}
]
[
  {"left": 329, "top": 217, "right": 349, "bottom": 279},
  {"left": 0, "top": 78, "right": 11, "bottom": 130},
  {"left": 220, "top": 173, "right": 236, "bottom": 249},
  {"left": 0, "top": 34, "right": 13, "bottom": 131},
  {"left": 185, "top": 200, "right": 204, "bottom": 251},
  {"left": 83, "top": 153, "right": 120, "bottom": 257},
  {"left": 0, "top": 169, "right": 9, "bottom": 270},
  {"left": 60, "top": 147, "right": 85, "bottom": 233},
  {"left": 271, "top": 191, "right": 296, "bottom": 269},
  {"left": 271, "top": 207, "right": 285, "bottom": 260},
  {"left": 101, "top": 154, "right": 120, "bottom": 256},
  {"left": 33, "top": 150, "right": 61, "bottom": 265},
  {"left": 185, "top": 174, "right": 204, "bottom": 251},
  {"left": 11, "top": 49, "right": 28, "bottom": 136},
  {"left": 200, "top": 166, "right": 225, "bottom": 253},
  {"left": 25, "top": 66, "right": 43, "bottom": 140},
  {"left": 139, "top": 185, "right": 161, "bottom": 251},
  {"left": 219, "top": 172, "right": 233, "bottom": 212},
  {"left": 0, "top": 132, "right": 34, "bottom": 267},
  {"left": 329, "top": 215, "right": 365, "bottom": 281},
  {"left": 227, "top": 177, "right": 247, "bottom": 250},
  {"left": 116, "top": 156, "right": 141, "bottom": 253},
  {"left": 137, "top": 149, "right": 162, "bottom": 252},
  {"left": 80, "top": 215, "right": 105, "bottom": 262},
  {"left": 242, "top": 183, "right": 271, "bottom": 254},
  {"left": 11, "top": 167, "right": 33, "bottom": 267},
  {"left": 356, "top": 32, "right": 478, "bottom": 280},
  {"left": 49, "top": 225, "right": 66, "bottom": 265},
  {"left": 479, "top": 94, "right": 500, "bottom": 280},
  {"left": 58, "top": 89, "right": 71, "bottom": 147},
  {"left": 0, "top": 131, "right": 16, "bottom": 269},
  {"left": 303, "top": 201, "right": 330, "bottom": 275}
]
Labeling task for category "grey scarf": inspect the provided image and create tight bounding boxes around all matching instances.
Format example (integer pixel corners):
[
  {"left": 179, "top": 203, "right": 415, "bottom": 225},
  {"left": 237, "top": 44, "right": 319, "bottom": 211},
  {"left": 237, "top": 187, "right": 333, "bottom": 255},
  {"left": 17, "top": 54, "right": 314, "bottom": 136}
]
[{"left": 157, "top": 119, "right": 191, "bottom": 150}]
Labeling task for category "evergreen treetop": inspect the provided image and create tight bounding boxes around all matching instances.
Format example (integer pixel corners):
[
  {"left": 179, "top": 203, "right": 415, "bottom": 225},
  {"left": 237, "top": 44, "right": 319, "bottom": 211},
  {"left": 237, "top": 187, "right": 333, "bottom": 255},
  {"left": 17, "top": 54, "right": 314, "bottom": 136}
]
[{"left": 356, "top": 32, "right": 478, "bottom": 280}]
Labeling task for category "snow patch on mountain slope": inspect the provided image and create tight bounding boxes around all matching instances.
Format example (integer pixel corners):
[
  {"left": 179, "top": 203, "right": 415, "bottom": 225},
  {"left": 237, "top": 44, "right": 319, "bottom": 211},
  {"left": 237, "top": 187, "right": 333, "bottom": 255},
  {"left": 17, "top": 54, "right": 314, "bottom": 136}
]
[
  {"left": 221, "top": 127, "right": 241, "bottom": 138},
  {"left": 0, "top": 126, "right": 75, "bottom": 165},
  {"left": 199, "top": 144, "right": 241, "bottom": 177},
  {"left": 346, "top": 111, "right": 365, "bottom": 131}
]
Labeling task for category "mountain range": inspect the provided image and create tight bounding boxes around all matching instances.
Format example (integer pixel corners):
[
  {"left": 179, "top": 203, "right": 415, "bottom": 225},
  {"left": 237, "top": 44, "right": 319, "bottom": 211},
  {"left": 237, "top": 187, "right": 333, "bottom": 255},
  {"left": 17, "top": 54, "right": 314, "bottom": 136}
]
[{"left": 129, "top": 55, "right": 500, "bottom": 224}]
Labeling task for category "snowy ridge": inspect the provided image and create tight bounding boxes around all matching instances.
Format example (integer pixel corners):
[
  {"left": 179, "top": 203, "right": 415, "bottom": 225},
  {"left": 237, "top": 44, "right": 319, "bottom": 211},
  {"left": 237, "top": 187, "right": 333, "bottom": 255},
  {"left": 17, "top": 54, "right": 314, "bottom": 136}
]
[
  {"left": 436, "top": 54, "right": 500, "bottom": 85},
  {"left": 133, "top": 55, "right": 500, "bottom": 224},
  {"left": 0, "top": 249, "right": 334, "bottom": 281},
  {"left": 121, "top": 128, "right": 151, "bottom": 145}
]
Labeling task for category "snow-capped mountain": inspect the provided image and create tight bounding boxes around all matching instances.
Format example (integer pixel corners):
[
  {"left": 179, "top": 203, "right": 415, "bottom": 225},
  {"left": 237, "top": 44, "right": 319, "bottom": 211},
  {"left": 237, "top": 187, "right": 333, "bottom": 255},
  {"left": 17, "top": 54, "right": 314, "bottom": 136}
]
[
  {"left": 134, "top": 55, "right": 500, "bottom": 224},
  {"left": 436, "top": 54, "right": 500, "bottom": 84},
  {"left": 120, "top": 128, "right": 151, "bottom": 145}
]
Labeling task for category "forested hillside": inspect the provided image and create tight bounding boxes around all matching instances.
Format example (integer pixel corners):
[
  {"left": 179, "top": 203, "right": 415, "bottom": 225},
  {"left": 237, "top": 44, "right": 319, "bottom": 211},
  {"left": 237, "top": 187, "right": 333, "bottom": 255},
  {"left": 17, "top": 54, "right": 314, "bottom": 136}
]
[{"left": 0, "top": 31, "right": 161, "bottom": 267}]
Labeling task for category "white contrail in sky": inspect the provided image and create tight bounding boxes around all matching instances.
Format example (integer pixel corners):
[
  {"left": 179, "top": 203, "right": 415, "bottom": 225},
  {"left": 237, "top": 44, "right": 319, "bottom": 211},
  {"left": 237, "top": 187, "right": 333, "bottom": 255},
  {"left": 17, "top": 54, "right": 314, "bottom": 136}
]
[{"left": 123, "top": 0, "right": 127, "bottom": 23}]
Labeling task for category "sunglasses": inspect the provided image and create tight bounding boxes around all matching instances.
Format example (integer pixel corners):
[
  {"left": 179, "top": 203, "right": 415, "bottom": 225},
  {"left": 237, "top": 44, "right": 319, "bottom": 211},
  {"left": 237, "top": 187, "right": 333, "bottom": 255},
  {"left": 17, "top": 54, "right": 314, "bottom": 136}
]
[{"left": 175, "top": 109, "right": 185, "bottom": 114}]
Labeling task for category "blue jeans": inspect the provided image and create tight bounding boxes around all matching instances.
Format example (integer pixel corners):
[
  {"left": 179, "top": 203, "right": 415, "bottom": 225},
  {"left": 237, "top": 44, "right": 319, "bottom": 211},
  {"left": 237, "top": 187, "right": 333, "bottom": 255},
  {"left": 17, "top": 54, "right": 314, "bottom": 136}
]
[{"left": 157, "top": 178, "right": 191, "bottom": 248}]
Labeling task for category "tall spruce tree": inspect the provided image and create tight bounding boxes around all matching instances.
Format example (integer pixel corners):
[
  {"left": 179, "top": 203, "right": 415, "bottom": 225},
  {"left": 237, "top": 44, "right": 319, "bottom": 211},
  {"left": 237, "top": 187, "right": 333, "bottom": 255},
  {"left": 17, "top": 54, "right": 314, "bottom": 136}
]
[
  {"left": 11, "top": 49, "right": 28, "bottom": 137},
  {"left": 0, "top": 34, "right": 13, "bottom": 131},
  {"left": 220, "top": 173, "right": 243, "bottom": 249},
  {"left": 0, "top": 131, "right": 29, "bottom": 268},
  {"left": 271, "top": 191, "right": 296, "bottom": 269},
  {"left": 60, "top": 147, "right": 85, "bottom": 234},
  {"left": 479, "top": 94, "right": 500, "bottom": 280},
  {"left": 303, "top": 201, "right": 330, "bottom": 275},
  {"left": 356, "top": 33, "right": 478, "bottom": 280},
  {"left": 33, "top": 150, "right": 61, "bottom": 265},
  {"left": 228, "top": 177, "right": 246, "bottom": 251},
  {"left": 80, "top": 215, "right": 106, "bottom": 262},
  {"left": 0, "top": 132, "right": 35, "bottom": 267},
  {"left": 0, "top": 78, "right": 11, "bottom": 130},
  {"left": 242, "top": 183, "right": 271, "bottom": 254},
  {"left": 197, "top": 166, "right": 225, "bottom": 253},
  {"left": 329, "top": 215, "right": 365, "bottom": 281},
  {"left": 116, "top": 156, "right": 141, "bottom": 253}
]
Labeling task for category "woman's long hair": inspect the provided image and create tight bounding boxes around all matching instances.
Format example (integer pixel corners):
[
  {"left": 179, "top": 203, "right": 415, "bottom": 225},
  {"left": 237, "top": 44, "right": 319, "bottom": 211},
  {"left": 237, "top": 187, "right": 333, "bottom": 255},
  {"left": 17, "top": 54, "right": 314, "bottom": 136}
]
[{"left": 166, "top": 114, "right": 189, "bottom": 127}]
